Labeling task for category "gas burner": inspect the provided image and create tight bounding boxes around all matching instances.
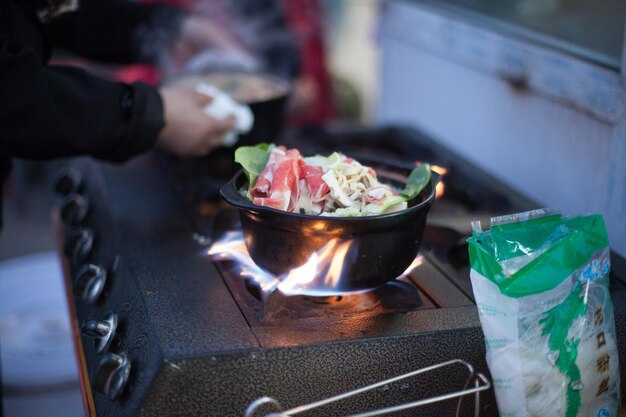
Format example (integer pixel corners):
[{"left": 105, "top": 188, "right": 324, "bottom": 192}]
[
  {"left": 208, "top": 225, "right": 434, "bottom": 324},
  {"left": 218, "top": 264, "right": 430, "bottom": 324},
  {"left": 205, "top": 204, "right": 475, "bottom": 328}
]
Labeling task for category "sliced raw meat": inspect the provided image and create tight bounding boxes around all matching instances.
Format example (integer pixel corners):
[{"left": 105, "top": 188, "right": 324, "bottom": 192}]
[
  {"left": 250, "top": 146, "right": 287, "bottom": 198},
  {"left": 252, "top": 147, "right": 302, "bottom": 211},
  {"left": 302, "top": 165, "right": 329, "bottom": 199},
  {"left": 363, "top": 186, "right": 396, "bottom": 203}
]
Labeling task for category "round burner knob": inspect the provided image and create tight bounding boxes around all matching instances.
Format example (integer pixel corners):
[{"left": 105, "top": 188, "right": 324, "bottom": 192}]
[
  {"left": 92, "top": 351, "right": 131, "bottom": 401},
  {"left": 81, "top": 312, "right": 118, "bottom": 354},
  {"left": 60, "top": 193, "right": 89, "bottom": 225},
  {"left": 74, "top": 264, "right": 107, "bottom": 304},
  {"left": 54, "top": 168, "right": 83, "bottom": 197},
  {"left": 64, "top": 228, "right": 94, "bottom": 263}
]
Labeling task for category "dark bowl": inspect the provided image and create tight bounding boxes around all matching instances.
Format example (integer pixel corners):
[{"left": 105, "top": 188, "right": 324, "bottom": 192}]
[
  {"left": 240, "top": 90, "right": 288, "bottom": 146},
  {"left": 220, "top": 159, "right": 440, "bottom": 292},
  {"left": 166, "top": 71, "right": 290, "bottom": 145},
  {"left": 165, "top": 72, "right": 291, "bottom": 179}
]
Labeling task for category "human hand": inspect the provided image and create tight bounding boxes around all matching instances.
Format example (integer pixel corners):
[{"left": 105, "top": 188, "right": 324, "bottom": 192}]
[{"left": 157, "top": 86, "right": 235, "bottom": 158}]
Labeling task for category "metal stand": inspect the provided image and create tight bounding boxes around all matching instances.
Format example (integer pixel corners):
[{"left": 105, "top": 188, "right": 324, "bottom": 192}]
[{"left": 244, "top": 359, "right": 491, "bottom": 417}]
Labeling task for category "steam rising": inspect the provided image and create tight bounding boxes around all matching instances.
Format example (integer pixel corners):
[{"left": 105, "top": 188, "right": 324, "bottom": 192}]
[{"left": 132, "top": 0, "right": 298, "bottom": 80}]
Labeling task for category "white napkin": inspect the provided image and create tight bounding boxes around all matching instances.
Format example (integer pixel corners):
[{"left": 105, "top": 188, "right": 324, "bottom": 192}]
[{"left": 195, "top": 83, "right": 254, "bottom": 147}]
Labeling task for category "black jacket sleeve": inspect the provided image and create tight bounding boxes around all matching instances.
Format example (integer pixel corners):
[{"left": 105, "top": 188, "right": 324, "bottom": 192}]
[
  {"left": 44, "top": 0, "right": 184, "bottom": 65},
  {"left": 0, "top": 32, "right": 164, "bottom": 162}
]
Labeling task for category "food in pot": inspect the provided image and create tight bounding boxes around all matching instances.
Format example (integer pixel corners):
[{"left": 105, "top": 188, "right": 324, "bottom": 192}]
[{"left": 234, "top": 143, "right": 431, "bottom": 217}]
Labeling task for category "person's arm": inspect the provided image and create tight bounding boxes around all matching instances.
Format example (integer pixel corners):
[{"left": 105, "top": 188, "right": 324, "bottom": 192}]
[
  {"left": 43, "top": 0, "right": 184, "bottom": 65},
  {"left": 0, "top": 32, "right": 235, "bottom": 162},
  {"left": 0, "top": 32, "right": 162, "bottom": 161}
]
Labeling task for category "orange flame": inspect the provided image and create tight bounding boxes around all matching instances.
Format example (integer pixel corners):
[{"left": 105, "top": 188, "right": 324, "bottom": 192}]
[
  {"left": 209, "top": 232, "right": 361, "bottom": 296},
  {"left": 209, "top": 233, "right": 424, "bottom": 296},
  {"left": 401, "top": 255, "right": 423, "bottom": 276},
  {"left": 208, "top": 231, "right": 281, "bottom": 293},
  {"left": 278, "top": 239, "right": 353, "bottom": 294},
  {"left": 430, "top": 165, "right": 448, "bottom": 199},
  {"left": 431, "top": 165, "right": 448, "bottom": 175}
]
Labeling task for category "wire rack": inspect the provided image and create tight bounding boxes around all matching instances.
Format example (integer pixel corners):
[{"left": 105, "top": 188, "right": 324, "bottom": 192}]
[{"left": 244, "top": 359, "right": 491, "bottom": 417}]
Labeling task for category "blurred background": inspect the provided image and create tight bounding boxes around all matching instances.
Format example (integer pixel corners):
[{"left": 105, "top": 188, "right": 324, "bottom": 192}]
[{"left": 1, "top": 0, "right": 625, "bottom": 415}]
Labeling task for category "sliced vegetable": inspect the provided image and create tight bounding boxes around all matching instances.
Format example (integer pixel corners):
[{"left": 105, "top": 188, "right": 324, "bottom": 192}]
[
  {"left": 234, "top": 143, "right": 274, "bottom": 189},
  {"left": 320, "top": 207, "right": 362, "bottom": 217},
  {"left": 303, "top": 152, "right": 342, "bottom": 169},
  {"left": 322, "top": 170, "right": 353, "bottom": 208},
  {"left": 400, "top": 163, "right": 431, "bottom": 200},
  {"left": 362, "top": 196, "right": 407, "bottom": 215}
]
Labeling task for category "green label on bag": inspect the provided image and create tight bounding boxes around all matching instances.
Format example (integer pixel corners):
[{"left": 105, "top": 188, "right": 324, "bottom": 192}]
[
  {"left": 468, "top": 214, "right": 609, "bottom": 297},
  {"left": 539, "top": 282, "right": 586, "bottom": 417}
]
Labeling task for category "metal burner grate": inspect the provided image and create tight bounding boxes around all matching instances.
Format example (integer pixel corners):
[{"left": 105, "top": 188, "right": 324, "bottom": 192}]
[{"left": 214, "top": 258, "right": 439, "bottom": 325}]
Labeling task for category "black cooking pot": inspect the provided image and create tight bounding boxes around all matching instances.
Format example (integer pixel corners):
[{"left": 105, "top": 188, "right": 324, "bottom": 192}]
[
  {"left": 220, "top": 159, "right": 440, "bottom": 292},
  {"left": 166, "top": 72, "right": 290, "bottom": 143}
]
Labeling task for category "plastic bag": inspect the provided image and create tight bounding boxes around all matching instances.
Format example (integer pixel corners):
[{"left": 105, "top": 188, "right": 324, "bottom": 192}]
[{"left": 468, "top": 210, "right": 620, "bottom": 417}]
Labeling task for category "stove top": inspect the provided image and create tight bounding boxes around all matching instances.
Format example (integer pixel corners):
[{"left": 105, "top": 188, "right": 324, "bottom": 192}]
[{"left": 59, "top": 125, "right": 626, "bottom": 417}]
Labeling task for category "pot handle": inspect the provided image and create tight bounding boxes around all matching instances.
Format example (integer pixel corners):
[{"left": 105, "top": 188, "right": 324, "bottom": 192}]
[
  {"left": 219, "top": 170, "right": 247, "bottom": 208},
  {"left": 421, "top": 171, "right": 441, "bottom": 206}
]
